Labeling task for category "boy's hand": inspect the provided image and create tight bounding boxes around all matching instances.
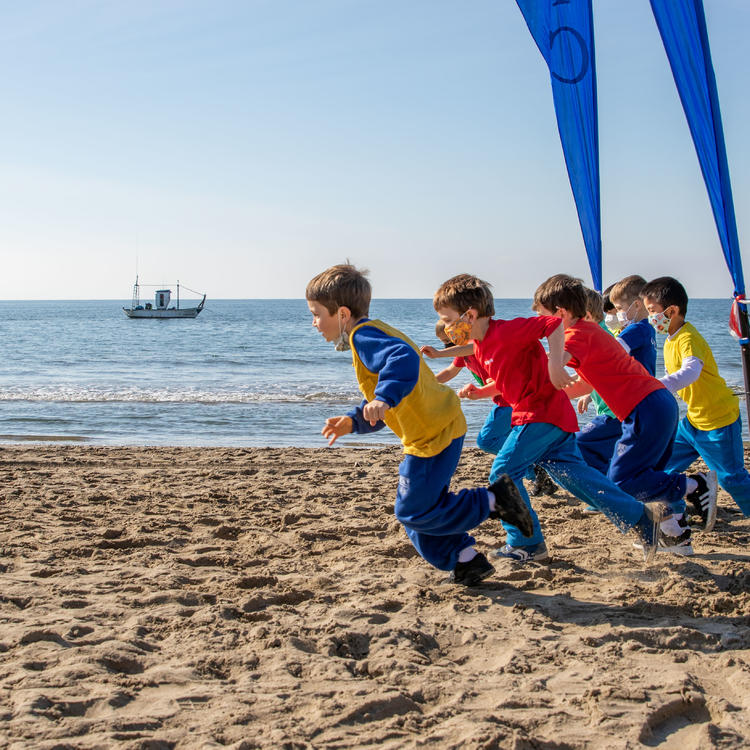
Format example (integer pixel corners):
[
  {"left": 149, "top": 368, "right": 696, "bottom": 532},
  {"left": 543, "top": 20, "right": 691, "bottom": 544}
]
[
  {"left": 420, "top": 345, "right": 440, "bottom": 359},
  {"left": 577, "top": 394, "right": 592, "bottom": 415},
  {"left": 458, "top": 383, "right": 480, "bottom": 399},
  {"left": 363, "top": 399, "right": 389, "bottom": 426},
  {"left": 548, "top": 361, "right": 576, "bottom": 390},
  {"left": 322, "top": 416, "right": 353, "bottom": 446}
]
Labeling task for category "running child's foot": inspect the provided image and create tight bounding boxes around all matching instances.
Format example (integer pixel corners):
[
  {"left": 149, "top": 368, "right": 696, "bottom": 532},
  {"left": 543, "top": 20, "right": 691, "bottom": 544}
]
[
  {"left": 633, "top": 501, "right": 668, "bottom": 563},
  {"left": 487, "top": 474, "right": 533, "bottom": 537},
  {"left": 494, "top": 541, "right": 549, "bottom": 563},
  {"left": 658, "top": 515, "right": 694, "bottom": 555},
  {"left": 686, "top": 471, "right": 718, "bottom": 532},
  {"left": 634, "top": 515, "right": 694, "bottom": 556},
  {"left": 528, "top": 465, "right": 557, "bottom": 497},
  {"left": 450, "top": 552, "right": 495, "bottom": 586}
]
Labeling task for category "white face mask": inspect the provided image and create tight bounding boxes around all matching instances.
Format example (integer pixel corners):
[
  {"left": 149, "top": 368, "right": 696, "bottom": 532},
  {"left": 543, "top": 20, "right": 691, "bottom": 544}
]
[
  {"left": 604, "top": 312, "right": 621, "bottom": 333},
  {"left": 615, "top": 300, "right": 636, "bottom": 329}
]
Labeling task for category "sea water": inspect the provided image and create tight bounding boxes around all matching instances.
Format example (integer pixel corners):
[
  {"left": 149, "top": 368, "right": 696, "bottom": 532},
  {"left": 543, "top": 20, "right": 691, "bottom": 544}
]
[{"left": 0, "top": 299, "right": 745, "bottom": 447}]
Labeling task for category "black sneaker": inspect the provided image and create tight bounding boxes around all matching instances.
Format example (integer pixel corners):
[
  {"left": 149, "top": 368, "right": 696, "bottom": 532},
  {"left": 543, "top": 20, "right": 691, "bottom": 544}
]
[
  {"left": 487, "top": 474, "right": 533, "bottom": 538},
  {"left": 450, "top": 552, "right": 494, "bottom": 586},
  {"left": 528, "top": 464, "right": 557, "bottom": 497},
  {"left": 659, "top": 515, "right": 694, "bottom": 556},
  {"left": 686, "top": 471, "right": 718, "bottom": 532}
]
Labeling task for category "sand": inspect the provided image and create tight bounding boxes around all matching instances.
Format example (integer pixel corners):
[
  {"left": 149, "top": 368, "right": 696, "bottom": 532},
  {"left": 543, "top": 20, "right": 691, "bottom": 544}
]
[{"left": 1, "top": 444, "right": 749, "bottom": 749}]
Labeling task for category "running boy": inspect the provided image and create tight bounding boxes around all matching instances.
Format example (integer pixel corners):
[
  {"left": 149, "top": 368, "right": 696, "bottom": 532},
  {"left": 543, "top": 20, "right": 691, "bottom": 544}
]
[
  {"left": 305, "top": 264, "right": 532, "bottom": 586},
  {"left": 422, "top": 322, "right": 513, "bottom": 457},
  {"left": 433, "top": 273, "right": 665, "bottom": 563},
  {"left": 641, "top": 276, "right": 748, "bottom": 523},
  {"left": 534, "top": 274, "right": 717, "bottom": 555},
  {"left": 576, "top": 277, "right": 657, "bottom": 476}
]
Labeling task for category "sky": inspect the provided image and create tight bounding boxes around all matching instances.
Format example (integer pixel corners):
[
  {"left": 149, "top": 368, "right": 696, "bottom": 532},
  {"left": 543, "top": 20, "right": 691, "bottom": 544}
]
[{"left": 1, "top": 0, "right": 749, "bottom": 300}]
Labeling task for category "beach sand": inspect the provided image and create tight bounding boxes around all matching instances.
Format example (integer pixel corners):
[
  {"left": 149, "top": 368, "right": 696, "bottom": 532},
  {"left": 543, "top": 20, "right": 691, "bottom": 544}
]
[{"left": 1, "top": 445, "right": 749, "bottom": 749}]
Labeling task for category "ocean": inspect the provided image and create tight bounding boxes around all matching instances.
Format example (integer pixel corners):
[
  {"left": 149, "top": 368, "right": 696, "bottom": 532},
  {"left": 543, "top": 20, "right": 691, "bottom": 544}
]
[{"left": 0, "top": 298, "right": 746, "bottom": 447}]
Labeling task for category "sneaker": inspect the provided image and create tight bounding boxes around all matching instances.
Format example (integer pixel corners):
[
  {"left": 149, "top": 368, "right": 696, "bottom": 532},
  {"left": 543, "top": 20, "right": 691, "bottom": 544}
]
[
  {"left": 686, "top": 471, "right": 718, "bottom": 532},
  {"left": 634, "top": 516, "right": 695, "bottom": 556},
  {"left": 658, "top": 515, "right": 694, "bottom": 555},
  {"left": 633, "top": 501, "right": 667, "bottom": 563},
  {"left": 493, "top": 541, "right": 550, "bottom": 563},
  {"left": 487, "top": 474, "right": 533, "bottom": 538},
  {"left": 528, "top": 465, "right": 557, "bottom": 497},
  {"left": 450, "top": 552, "right": 495, "bottom": 586}
]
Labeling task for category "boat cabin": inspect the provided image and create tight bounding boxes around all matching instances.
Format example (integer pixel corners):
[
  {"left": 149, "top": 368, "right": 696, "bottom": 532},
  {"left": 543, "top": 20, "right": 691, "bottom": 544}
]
[{"left": 155, "top": 290, "right": 172, "bottom": 309}]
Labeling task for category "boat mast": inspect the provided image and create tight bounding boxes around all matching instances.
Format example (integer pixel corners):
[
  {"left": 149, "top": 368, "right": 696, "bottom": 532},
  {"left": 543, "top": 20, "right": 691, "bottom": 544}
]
[
  {"left": 177, "top": 281, "right": 180, "bottom": 309},
  {"left": 131, "top": 275, "right": 140, "bottom": 309}
]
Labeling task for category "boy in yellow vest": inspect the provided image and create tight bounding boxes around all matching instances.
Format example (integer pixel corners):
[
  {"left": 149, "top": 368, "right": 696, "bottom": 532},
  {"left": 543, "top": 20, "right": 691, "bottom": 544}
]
[
  {"left": 305, "top": 264, "right": 531, "bottom": 586},
  {"left": 641, "top": 276, "right": 748, "bottom": 528}
]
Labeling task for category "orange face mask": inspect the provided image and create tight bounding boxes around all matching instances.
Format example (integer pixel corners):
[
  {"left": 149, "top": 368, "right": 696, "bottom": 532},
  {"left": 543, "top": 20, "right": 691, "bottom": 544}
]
[{"left": 444, "top": 313, "right": 472, "bottom": 346}]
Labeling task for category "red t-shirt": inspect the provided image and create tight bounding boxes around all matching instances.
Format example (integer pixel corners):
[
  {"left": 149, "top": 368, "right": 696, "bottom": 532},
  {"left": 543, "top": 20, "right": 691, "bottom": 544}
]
[
  {"left": 473, "top": 316, "right": 578, "bottom": 433},
  {"left": 564, "top": 319, "right": 664, "bottom": 421},
  {"left": 453, "top": 354, "right": 509, "bottom": 407}
]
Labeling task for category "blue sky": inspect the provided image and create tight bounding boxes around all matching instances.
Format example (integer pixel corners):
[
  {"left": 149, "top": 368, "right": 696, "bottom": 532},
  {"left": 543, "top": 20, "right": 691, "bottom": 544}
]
[{"left": 1, "top": 0, "right": 748, "bottom": 300}]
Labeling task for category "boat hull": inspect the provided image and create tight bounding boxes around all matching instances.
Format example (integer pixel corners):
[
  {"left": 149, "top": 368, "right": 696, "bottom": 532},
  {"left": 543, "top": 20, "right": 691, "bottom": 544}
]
[{"left": 123, "top": 307, "right": 203, "bottom": 319}]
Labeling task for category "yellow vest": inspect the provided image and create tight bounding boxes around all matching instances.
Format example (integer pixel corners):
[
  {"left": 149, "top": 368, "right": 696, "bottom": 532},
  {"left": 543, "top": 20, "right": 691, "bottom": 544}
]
[
  {"left": 664, "top": 322, "right": 738, "bottom": 431},
  {"left": 350, "top": 319, "right": 466, "bottom": 457}
]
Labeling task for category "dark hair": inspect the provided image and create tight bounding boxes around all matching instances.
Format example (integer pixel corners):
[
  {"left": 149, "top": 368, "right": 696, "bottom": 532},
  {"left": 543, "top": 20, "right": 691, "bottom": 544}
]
[
  {"left": 640, "top": 276, "right": 688, "bottom": 316},
  {"left": 533, "top": 274, "right": 587, "bottom": 319},
  {"left": 306, "top": 264, "right": 371, "bottom": 318},
  {"left": 601, "top": 284, "right": 615, "bottom": 314},
  {"left": 433, "top": 274, "right": 495, "bottom": 317}
]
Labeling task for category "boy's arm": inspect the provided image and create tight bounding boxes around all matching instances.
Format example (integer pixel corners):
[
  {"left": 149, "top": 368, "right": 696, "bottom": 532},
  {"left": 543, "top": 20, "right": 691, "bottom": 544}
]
[
  {"left": 420, "top": 343, "right": 473, "bottom": 359},
  {"left": 435, "top": 364, "right": 462, "bottom": 383},
  {"left": 353, "top": 326, "right": 421, "bottom": 424},
  {"left": 458, "top": 380, "right": 499, "bottom": 400},
  {"left": 545, "top": 321, "right": 576, "bottom": 389},
  {"left": 564, "top": 378, "right": 594, "bottom": 399},
  {"left": 660, "top": 356, "right": 703, "bottom": 393}
]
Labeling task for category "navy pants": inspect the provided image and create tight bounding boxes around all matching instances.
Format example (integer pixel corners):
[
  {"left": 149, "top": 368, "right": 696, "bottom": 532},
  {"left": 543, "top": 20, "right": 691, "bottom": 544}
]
[
  {"left": 608, "top": 389, "right": 686, "bottom": 514},
  {"left": 395, "top": 435, "right": 491, "bottom": 571},
  {"left": 576, "top": 414, "right": 622, "bottom": 475}
]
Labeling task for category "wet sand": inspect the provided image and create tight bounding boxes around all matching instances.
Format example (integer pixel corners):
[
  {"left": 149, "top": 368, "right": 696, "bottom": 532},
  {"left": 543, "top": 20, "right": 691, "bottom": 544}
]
[{"left": 1, "top": 445, "right": 749, "bottom": 749}]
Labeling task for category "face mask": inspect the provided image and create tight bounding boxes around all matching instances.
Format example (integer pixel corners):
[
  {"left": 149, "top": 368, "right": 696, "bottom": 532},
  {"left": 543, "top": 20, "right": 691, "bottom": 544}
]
[
  {"left": 648, "top": 311, "right": 671, "bottom": 335},
  {"left": 615, "top": 300, "right": 637, "bottom": 329},
  {"left": 444, "top": 313, "right": 472, "bottom": 346},
  {"left": 604, "top": 313, "right": 621, "bottom": 333},
  {"left": 334, "top": 312, "right": 351, "bottom": 351}
]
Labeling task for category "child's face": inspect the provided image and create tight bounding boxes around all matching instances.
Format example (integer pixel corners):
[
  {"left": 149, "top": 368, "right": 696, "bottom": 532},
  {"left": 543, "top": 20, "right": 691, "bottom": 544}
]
[
  {"left": 307, "top": 300, "right": 342, "bottom": 343},
  {"left": 436, "top": 306, "right": 475, "bottom": 345},
  {"left": 642, "top": 297, "right": 669, "bottom": 317}
]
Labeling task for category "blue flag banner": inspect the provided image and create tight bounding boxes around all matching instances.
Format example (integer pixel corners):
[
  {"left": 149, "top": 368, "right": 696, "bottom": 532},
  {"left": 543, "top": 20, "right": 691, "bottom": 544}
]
[
  {"left": 515, "top": 0, "right": 601, "bottom": 291},
  {"left": 650, "top": 0, "right": 745, "bottom": 296}
]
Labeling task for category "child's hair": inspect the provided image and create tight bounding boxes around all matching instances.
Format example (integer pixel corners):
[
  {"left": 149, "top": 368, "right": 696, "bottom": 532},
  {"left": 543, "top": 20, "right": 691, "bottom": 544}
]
[
  {"left": 533, "top": 274, "right": 587, "bottom": 319},
  {"left": 609, "top": 275, "right": 647, "bottom": 305},
  {"left": 601, "top": 284, "right": 615, "bottom": 314},
  {"left": 640, "top": 276, "right": 688, "bottom": 316},
  {"left": 305, "top": 264, "right": 371, "bottom": 319},
  {"left": 433, "top": 274, "right": 495, "bottom": 317},
  {"left": 583, "top": 287, "right": 604, "bottom": 322},
  {"left": 435, "top": 320, "right": 452, "bottom": 347}
]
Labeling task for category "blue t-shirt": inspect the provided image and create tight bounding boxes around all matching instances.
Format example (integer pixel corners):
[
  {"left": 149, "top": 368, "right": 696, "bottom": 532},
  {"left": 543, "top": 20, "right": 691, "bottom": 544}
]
[{"left": 618, "top": 318, "right": 656, "bottom": 375}]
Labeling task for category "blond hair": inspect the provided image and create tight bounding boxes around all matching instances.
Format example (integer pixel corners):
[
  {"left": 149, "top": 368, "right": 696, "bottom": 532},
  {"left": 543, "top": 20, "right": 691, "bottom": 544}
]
[{"left": 609, "top": 275, "right": 647, "bottom": 306}]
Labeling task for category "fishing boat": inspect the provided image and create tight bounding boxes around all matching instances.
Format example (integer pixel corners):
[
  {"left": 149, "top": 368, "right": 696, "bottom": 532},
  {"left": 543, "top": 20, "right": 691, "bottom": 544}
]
[{"left": 123, "top": 277, "right": 206, "bottom": 319}]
